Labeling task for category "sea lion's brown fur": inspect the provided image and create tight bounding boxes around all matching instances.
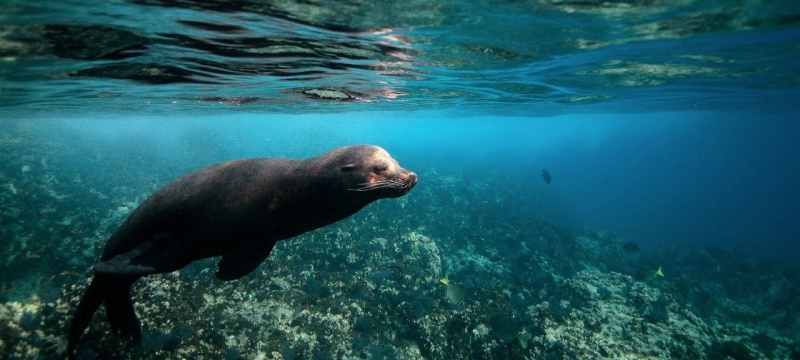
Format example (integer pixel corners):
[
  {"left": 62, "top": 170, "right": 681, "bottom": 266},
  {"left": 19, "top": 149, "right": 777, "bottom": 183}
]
[{"left": 67, "top": 145, "right": 417, "bottom": 357}]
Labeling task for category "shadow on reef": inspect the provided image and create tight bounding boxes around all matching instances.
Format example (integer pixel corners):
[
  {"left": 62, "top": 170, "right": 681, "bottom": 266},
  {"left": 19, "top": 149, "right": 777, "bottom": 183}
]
[{"left": 1, "top": 122, "right": 800, "bottom": 359}]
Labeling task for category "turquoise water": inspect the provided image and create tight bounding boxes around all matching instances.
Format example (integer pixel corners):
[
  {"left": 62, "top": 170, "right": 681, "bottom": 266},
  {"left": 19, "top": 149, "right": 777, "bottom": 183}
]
[{"left": 2, "top": 0, "right": 800, "bottom": 359}]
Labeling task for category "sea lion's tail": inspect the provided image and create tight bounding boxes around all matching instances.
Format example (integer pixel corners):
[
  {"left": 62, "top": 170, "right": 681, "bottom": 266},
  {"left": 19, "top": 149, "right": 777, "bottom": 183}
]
[{"left": 67, "top": 274, "right": 141, "bottom": 358}]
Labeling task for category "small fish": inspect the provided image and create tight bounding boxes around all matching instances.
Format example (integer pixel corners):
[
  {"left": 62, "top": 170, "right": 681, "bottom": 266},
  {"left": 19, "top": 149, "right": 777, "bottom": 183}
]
[
  {"left": 2, "top": 283, "right": 15, "bottom": 294},
  {"left": 518, "top": 332, "right": 532, "bottom": 349},
  {"left": 440, "top": 276, "right": 465, "bottom": 307},
  {"left": 635, "top": 266, "right": 664, "bottom": 282},
  {"left": 492, "top": 315, "right": 518, "bottom": 343},
  {"left": 446, "top": 284, "right": 465, "bottom": 307},
  {"left": 541, "top": 169, "right": 551, "bottom": 184}
]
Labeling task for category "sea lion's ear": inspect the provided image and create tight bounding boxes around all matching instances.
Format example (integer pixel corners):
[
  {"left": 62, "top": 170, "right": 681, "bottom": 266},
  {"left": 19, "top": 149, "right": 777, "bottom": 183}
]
[{"left": 341, "top": 164, "right": 357, "bottom": 171}]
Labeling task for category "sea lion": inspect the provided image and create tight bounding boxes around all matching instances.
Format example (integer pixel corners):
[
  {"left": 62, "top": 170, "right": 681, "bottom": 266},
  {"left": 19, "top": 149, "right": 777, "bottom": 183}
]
[{"left": 67, "top": 145, "right": 417, "bottom": 357}]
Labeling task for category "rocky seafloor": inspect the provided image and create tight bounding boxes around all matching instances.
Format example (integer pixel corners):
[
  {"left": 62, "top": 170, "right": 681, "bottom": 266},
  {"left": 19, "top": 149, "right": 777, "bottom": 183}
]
[{"left": 2, "top": 121, "right": 799, "bottom": 359}]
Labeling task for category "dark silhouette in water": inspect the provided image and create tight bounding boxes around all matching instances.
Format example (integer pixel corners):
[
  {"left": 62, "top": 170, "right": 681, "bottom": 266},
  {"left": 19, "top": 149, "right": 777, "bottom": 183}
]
[
  {"left": 542, "top": 169, "right": 551, "bottom": 184},
  {"left": 66, "top": 145, "right": 417, "bottom": 358},
  {"left": 621, "top": 241, "right": 641, "bottom": 253}
]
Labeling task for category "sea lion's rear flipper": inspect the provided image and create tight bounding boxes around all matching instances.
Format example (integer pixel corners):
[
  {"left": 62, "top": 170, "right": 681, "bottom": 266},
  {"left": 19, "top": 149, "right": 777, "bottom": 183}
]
[
  {"left": 216, "top": 242, "right": 276, "bottom": 281},
  {"left": 105, "top": 277, "right": 141, "bottom": 343},
  {"left": 67, "top": 275, "right": 105, "bottom": 358},
  {"left": 67, "top": 274, "right": 140, "bottom": 359}
]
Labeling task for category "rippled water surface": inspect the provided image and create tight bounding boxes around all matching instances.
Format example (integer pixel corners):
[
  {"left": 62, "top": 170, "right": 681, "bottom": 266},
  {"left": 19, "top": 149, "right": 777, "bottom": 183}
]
[{"left": 2, "top": 0, "right": 799, "bottom": 114}]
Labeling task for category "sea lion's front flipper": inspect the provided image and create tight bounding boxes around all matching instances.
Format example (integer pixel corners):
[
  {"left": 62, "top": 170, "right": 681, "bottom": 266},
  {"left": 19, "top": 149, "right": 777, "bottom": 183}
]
[{"left": 216, "top": 242, "right": 276, "bottom": 281}]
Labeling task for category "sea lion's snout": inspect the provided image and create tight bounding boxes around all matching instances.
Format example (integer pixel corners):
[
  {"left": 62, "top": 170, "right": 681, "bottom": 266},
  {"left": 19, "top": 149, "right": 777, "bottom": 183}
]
[
  {"left": 396, "top": 170, "right": 417, "bottom": 195},
  {"left": 407, "top": 171, "right": 418, "bottom": 188}
]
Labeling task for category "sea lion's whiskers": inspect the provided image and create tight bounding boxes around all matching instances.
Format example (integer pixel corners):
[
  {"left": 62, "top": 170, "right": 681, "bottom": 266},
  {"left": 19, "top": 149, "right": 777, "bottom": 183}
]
[
  {"left": 350, "top": 179, "right": 405, "bottom": 191},
  {"left": 350, "top": 182, "right": 395, "bottom": 191},
  {"left": 394, "top": 178, "right": 416, "bottom": 190}
]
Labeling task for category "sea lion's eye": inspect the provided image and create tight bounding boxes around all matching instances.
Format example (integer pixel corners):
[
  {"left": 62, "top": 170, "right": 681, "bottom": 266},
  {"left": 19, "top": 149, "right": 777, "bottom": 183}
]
[{"left": 373, "top": 164, "right": 388, "bottom": 173}]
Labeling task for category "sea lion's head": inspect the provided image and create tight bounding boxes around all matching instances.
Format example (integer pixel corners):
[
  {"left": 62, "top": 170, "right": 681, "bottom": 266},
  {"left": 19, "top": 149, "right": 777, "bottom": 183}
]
[{"left": 333, "top": 145, "right": 417, "bottom": 198}]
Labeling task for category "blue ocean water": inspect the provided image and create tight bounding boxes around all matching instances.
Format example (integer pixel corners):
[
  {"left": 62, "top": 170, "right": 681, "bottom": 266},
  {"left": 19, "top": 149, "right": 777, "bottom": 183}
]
[{"left": 2, "top": 0, "right": 800, "bottom": 359}]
